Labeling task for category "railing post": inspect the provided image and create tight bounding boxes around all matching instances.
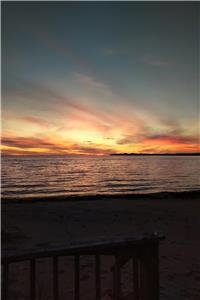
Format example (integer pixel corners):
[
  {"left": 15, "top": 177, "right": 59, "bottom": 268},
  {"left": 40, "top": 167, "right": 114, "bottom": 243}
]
[
  {"left": 139, "top": 242, "right": 159, "bottom": 300},
  {"left": 95, "top": 255, "right": 101, "bottom": 300},
  {"left": 132, "top": 253, "right": 139, "bottom": 300},
  {"left": 113, "top": 255, "right": 121, "bottom": 300},
  {"left": 53, "top": 256, "right": 59, "bottom": 300},
  {"left": 74, "top": 255, "right": 80, "bottom": 300},
  {"left": 30, "top": 258, "right": 36, "bottom": 300},
  {"left": 2, "top": 263, "right": 9, "bottom": 300}
]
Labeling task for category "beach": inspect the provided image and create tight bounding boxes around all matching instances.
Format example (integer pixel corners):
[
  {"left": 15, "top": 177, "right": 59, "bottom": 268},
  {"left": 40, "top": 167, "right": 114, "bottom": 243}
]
[{"left": 2, "top": 191, "right": 200, "bottom": 300}]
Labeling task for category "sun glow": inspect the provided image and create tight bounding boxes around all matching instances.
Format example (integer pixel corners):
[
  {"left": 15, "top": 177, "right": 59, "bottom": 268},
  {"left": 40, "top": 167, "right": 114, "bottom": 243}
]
[{"left": 1, "top": 101, "right": 199, "bottom": 156}]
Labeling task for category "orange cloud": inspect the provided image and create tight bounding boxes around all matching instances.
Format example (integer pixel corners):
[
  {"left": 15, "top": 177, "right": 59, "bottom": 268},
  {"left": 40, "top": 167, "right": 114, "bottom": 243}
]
[
  {"left": 3, "top": 74, "right": 199, "bottom": 156},
  {"left": 1, "top": 136, "right": 115, "bottom": 156},
  {"left": 3, "top": 115, "right": 51, "bottom": 129},
  {"left": 2, "top": 131, "right": 199, "bottom": 156},
  {"left": 143, "top": 134, "right": 198, "bottom": 145}
]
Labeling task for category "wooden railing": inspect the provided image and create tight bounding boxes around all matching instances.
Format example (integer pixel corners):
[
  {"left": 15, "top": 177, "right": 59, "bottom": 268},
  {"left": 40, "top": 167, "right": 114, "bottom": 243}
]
[{"left": 1, "top": 233, "right": 164, "bottom": 300}]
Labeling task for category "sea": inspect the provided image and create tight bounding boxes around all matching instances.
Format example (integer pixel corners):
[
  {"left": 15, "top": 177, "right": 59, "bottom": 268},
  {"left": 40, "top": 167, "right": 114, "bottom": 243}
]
[{"left": 1, "top": 155, "right": 200, "bottom": 199}]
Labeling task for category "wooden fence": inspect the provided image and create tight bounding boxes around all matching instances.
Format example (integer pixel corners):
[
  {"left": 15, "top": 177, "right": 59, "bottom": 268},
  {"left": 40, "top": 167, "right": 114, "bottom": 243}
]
[{"left": 2, "top": 233, "right": 164, "bottom": 300}]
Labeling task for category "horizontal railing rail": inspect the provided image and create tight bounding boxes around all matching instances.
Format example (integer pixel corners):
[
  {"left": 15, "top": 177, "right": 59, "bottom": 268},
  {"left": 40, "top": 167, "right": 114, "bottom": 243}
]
[{"left": 2, "top": 233, "right": 165, "bottom": 300}]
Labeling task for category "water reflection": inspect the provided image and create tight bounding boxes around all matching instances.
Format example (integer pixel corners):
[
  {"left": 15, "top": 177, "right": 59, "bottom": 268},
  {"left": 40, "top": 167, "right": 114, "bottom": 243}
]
[{"left": 1, "top": 156, "right": 200, "bottom": 199}]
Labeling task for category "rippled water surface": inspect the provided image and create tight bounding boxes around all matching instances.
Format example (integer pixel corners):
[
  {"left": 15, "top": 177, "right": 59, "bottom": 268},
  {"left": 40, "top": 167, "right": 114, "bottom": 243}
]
[{"left": 1, "top": 156, "right": 200, "bottom": 199}]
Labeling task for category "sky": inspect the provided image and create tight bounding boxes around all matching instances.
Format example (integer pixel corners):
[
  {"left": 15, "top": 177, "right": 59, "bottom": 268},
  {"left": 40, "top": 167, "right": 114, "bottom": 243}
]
[{"left": 2, "top": 2, "right": 199, "bottom": 155}]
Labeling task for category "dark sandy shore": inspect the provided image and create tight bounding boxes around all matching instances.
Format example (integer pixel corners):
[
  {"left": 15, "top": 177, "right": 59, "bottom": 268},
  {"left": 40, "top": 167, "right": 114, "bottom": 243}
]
[{"left": 2, "top": 191, "right": 200, "bottom": 300}]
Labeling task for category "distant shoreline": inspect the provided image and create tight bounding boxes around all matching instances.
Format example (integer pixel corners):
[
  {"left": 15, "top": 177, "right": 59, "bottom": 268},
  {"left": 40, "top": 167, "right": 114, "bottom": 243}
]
[
  {"left": 2, "top": 190, "right": 200, "bottom": 203},
  {"left": 110, "top": 153, "right": 200, "bottom": 156},
  {"left": 2, "top": 153, "right": 200, "bottom": 158}
]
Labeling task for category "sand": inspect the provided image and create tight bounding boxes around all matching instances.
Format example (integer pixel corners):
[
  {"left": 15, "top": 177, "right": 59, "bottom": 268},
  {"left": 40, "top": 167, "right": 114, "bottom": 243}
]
[{"left": 2, "top": 191, "right": 200, "bottom": 300}]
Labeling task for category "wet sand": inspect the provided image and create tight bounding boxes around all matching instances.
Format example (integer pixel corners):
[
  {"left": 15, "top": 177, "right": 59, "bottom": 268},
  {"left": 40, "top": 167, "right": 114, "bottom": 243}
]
[{"left": 2, "top": 191, "right": 200, "bottom": 299}]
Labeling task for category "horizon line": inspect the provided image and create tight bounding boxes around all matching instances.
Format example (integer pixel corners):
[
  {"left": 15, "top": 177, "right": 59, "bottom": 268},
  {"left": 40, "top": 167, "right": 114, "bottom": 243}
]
[{"left": 1, "top": 152, "right": 200, "bottom": 157}]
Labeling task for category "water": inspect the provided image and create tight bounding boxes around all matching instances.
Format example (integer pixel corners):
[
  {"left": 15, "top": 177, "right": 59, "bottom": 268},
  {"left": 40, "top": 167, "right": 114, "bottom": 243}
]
[{"left": 1, "top": 155, "right": 200, "bottom": 199}]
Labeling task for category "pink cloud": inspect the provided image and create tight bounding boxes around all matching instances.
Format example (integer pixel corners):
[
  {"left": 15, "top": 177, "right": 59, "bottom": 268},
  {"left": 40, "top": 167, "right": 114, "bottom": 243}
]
[{"left": 3, "top": 114, "right": 51, "bottom": 128}]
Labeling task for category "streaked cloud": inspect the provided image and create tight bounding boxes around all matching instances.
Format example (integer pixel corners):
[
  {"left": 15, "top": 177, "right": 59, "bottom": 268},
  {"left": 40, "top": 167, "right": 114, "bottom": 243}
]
[
  {"left": 1, "top": 136, "right": 115, "bottom": 156},
  {"left": 143, "top": 134, "right": 198, "bottom": 145},
  {"left": 74, "top": 72, "right": 111, "bottom": 93},
  {"left": 3, "top": 115, "right": 51, "bottom": 129},
  {"left": 143, "top": 56, "right": 170, "bottom": 67},
  {"left": 2, "top": 136, "right": 62, "bottom": 150},
  {"left": 2, "top": 2, "right": 199, "bottom": 155}
]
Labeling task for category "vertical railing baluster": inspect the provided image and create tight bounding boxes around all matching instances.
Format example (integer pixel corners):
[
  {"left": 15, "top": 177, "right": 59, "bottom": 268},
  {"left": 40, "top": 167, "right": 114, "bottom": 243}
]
[
  {"left": 133, "top": 254, "right": 139, "bottom": 300},
  {"left": 95, "top": 255, "right": 101, "bottom": 300},
  {"left": 30, "top": 258, "right": 36, "bottom": 300},
  {"left": 113, "top": 255, "right": 121, "bottom": 300},
  {"left": 53, "top": 256, "right": 59, "bottom": 300},
  {"left": 139, "top": 243, "right": 159, "bottom": 300},
  {"left": 2, "top": 263, "right": 9, "bottom": 300},
  {"left": 74, "top": 255, "right": 80, "bottom": 300},
  {"left": 113, "top": 261, "right": 115, "bottom": 299},
  {"left": 116, "top": 256, "right": 121, "bottom": 300}
]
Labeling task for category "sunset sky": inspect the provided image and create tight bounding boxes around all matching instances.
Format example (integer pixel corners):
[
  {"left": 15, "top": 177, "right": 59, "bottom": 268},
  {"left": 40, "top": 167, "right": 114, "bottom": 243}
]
[{"left": 2, "top": 2, "right": 199, "bottom": 155}]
